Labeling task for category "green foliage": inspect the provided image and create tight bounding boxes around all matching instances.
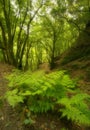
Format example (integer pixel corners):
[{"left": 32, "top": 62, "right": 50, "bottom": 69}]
[
  {"left": 23, "top": 110, "right": 35, "bottom": 125},
  {"left": 5, "top": 89, "right": 24, "bottom": 107},
  {"left": 5, "top": 70, "right": 90, "bottom": 126},
  {"left": 57, "top": 93, "right": 90, "bottom": 125},
  {"left": 0, "top": 0, "right": 90, "bottom": 70}
]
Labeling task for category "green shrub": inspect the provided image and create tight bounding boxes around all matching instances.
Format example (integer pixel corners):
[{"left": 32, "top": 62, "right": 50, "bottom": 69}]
[{"left": 5, "top": 70, "right": 90, "bottom": 126}]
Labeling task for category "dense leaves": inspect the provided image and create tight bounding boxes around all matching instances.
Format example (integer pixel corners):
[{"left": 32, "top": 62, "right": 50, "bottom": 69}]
[{"left": 0, "top": 0, "right": 90, "bottom": 70}]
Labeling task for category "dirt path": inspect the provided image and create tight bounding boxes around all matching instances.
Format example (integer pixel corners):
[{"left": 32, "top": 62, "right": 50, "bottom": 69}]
[{"left": 0, "top": 63, "right": 23, "bottom": 130}]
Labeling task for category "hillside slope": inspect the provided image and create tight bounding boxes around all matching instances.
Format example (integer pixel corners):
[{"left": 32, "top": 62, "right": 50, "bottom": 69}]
[
  {"left": 58, "top": 26, "right": 90, "bottom": 94},
  {"left": 61, "top": 25, "right": 90, "bottom": 64}
]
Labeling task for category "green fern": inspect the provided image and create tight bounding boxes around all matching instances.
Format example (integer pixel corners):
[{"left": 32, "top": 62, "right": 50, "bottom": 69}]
[
  {"left": 5, "top": 89, "right": 24, "bottom": 107},
  {"left": 5, "top": 70, "right": 90, "bottom": 126},
  {"left": 57, "top": 93, "right": 90, "bottom": 125}
]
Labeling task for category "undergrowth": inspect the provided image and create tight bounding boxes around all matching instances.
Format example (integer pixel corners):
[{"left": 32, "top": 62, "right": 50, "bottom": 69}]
[{"left": 5, "top": 70, "right": 90, "bottom": 126}]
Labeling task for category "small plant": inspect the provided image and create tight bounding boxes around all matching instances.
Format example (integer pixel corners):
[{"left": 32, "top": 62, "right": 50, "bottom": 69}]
[{"left": 23, "top": 110, "right": 35, "bottom": 125}]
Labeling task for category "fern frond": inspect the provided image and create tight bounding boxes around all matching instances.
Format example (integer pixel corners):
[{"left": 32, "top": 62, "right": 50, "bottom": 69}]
[{"left": 58, "top": 94, "right": 90, "bottom": 126}]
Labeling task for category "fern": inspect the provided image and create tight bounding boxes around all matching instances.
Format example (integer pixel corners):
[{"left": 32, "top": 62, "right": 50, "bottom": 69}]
[
  {"left": 57, "top": 93, "right": 90, "bottom": 125},
  {"left": 5, "top": 89, "right": 24, "bottom": 107},
  {"left": 5, "top": 70, "right": 90, "bottom": 126}
]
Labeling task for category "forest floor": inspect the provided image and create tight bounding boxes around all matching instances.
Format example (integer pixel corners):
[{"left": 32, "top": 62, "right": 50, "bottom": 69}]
[
  {"left": 0, "top": 63, "right": 23, "bottom": 130},
  {"left": 0, "top": 61, "right": 90, "bottom": 130}
]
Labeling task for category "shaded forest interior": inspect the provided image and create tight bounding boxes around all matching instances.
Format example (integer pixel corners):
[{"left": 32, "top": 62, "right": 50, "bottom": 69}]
[{"left": 0, "top": 0, "right": 90, "bottom": 130}]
